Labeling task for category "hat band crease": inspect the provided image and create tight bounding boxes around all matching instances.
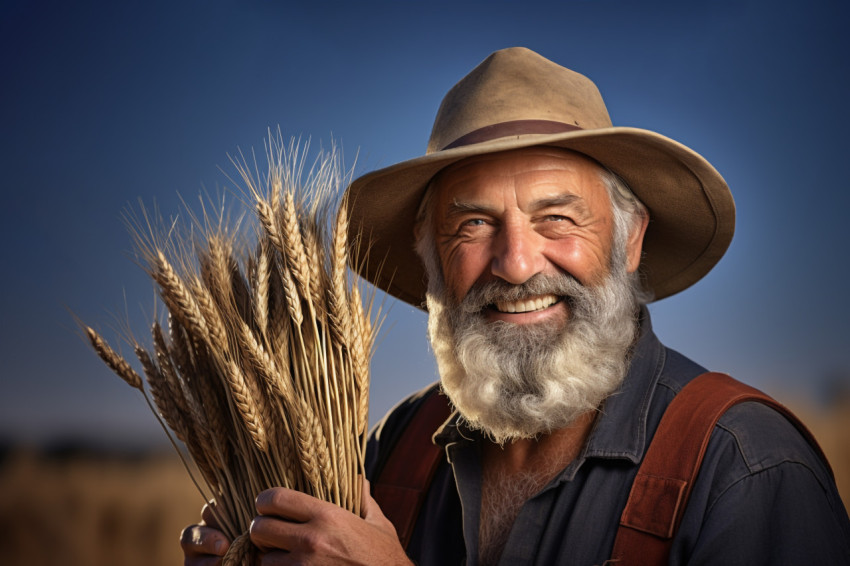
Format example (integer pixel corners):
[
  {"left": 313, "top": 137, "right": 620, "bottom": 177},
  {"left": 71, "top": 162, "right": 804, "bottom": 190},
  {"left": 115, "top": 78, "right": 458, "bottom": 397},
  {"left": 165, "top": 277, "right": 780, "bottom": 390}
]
[{"left": 441, "top": 120, "right": 583, "bottom": 150}]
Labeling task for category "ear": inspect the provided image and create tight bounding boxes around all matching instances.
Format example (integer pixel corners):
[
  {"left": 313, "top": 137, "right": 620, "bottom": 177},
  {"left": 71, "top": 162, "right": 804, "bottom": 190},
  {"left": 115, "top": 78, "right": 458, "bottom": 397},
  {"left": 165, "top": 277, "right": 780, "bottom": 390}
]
[
  {"left": 625, "top": 211, "right": 650, "bottom": 274},
  {"left": 412, "top": 218, "right": 424, "bottom": 247}
]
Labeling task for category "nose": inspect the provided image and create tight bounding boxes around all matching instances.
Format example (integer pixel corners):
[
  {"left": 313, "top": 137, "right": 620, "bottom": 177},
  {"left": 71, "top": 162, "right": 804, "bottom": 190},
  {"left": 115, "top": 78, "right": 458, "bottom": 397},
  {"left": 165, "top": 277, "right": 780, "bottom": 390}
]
[{"left": 490, "top": 221, "right": 546, "bottom": 284}]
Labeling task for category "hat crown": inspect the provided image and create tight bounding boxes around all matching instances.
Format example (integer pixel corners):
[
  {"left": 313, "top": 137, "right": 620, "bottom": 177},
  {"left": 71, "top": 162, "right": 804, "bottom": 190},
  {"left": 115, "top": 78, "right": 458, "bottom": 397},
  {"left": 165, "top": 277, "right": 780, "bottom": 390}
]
[{"left": 427, "top": 47, "right": 613, "bottom": 153}]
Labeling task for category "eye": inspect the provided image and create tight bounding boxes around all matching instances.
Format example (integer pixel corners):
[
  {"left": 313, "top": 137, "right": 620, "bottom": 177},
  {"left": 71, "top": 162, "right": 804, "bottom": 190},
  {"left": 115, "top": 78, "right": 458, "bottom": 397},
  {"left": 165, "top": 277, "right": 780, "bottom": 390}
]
[
  {"left": 454, "top": 217, "right": 494, "bottom": 238},
  {"left": 536, "top": 214, "right": 576, "bottom": 237}
]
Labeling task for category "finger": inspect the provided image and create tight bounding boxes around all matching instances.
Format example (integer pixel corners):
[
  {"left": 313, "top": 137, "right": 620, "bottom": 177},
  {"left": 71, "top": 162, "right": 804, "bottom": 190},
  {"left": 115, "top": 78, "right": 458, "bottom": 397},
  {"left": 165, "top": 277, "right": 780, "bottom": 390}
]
[
  {"left": 360, "top": 476, "right": 387, "bottom": 522},
  {"left": 201, "top": 502, "right": 222, "bottom": 529},
  {"left": 250, "top": 515, "right": 308, "bottom": 553},
  {"left": 255, "top": 487, "right": 326, "bottom": 522},
  {"left": 180, "top": 524, "right": 230, "bottom": 557},
  {"left": 360, "top": 476, "right": 371, "bottom": 518}
]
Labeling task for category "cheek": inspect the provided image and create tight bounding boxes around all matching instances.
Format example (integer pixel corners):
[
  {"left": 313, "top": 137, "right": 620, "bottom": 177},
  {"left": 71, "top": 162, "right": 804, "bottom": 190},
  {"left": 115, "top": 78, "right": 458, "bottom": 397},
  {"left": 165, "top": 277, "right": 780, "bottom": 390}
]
[
  {"left": 441, "top": 244, "right": 489, "bottom": 300},
  {"left": 546, "top": 238, "right": 610, "bottom": 284}
]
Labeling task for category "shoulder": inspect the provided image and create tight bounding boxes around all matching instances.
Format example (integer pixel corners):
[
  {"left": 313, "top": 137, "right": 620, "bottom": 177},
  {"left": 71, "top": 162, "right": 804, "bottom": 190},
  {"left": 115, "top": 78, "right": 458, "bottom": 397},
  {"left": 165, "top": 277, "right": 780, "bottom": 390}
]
[
  {"left": 651, "top": 349, "right": 832, "bottom": 483},
  {"left": 671, "top": 385, "right": 850, "bottom": 562},
  {"left": 715, "top": 401, "right": 831, "bottom": 479},
  {"left": 697, "top": 400, "right": 841, "bottom": 516},
  {"left": 656, "top": 364, "right": 837, "bottom": 504}
]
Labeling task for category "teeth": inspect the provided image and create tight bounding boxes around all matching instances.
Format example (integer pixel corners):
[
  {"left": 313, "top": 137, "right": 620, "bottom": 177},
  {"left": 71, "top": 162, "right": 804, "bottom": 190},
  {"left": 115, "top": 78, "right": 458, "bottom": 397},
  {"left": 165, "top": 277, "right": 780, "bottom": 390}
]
[{"left": 495, "top": 294, "right": 558, "bottom": 314}]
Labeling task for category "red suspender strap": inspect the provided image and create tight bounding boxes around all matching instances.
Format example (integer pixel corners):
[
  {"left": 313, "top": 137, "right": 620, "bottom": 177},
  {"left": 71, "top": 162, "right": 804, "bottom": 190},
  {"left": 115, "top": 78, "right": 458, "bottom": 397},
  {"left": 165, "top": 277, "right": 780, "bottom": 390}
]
[
  {"left": 373, "top": 388, "right": 452, "bottom": 549},
  {"left": 610, "top": 372, "right": 831, "bottom": 565}
]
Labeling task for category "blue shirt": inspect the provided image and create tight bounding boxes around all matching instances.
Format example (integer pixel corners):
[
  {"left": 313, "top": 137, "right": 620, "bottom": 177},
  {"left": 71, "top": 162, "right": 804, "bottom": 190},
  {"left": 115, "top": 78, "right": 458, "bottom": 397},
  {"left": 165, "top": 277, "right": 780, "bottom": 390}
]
[{"left": 366, "top": 312, "right": 850, "bottom": 565}]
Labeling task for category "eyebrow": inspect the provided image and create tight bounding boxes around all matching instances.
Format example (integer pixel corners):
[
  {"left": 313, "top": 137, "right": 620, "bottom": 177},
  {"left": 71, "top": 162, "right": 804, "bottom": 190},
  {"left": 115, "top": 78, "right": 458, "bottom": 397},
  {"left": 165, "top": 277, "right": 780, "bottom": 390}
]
[
  {"left": 445, "top": 200, "right": 495, "bottom": 217},
  {"left": 445, "top": 193, "right": 586, "bottom": 218},
  {"left": 528, "top": 194, "right": 584, "bottom": 211}
]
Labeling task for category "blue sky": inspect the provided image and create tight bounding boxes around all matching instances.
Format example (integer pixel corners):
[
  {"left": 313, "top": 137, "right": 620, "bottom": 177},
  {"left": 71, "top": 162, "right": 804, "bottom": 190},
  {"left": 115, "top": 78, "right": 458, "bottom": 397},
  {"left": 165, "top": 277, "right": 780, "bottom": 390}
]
[{"left": 1, "top": 0, "right": 848, "bottom": 446}]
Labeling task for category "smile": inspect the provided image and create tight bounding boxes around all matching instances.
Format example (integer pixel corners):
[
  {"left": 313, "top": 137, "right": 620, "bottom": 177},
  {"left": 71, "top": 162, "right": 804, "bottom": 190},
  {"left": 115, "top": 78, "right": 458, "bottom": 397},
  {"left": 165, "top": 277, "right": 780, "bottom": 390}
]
[{"left": 494, "top": 294, "right": 560, "bottom": 314}]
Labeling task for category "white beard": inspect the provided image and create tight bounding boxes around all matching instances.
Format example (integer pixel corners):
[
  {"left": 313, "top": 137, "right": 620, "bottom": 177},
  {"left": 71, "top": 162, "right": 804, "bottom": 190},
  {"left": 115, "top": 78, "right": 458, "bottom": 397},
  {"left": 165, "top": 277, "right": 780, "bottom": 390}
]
[{"left": 425, "top": 265, "right": 640, "bottom": 444}]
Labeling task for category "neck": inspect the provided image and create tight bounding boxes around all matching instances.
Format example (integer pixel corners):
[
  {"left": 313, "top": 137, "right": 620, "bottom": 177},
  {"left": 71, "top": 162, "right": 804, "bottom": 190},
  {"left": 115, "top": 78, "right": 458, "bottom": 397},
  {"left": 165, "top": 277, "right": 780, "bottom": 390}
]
[
  {"left": 483, "top": 408, "right": 596, "bottom": 472},
  {"left": 478, "top": 410, "right": 596, "bottom": 566}
]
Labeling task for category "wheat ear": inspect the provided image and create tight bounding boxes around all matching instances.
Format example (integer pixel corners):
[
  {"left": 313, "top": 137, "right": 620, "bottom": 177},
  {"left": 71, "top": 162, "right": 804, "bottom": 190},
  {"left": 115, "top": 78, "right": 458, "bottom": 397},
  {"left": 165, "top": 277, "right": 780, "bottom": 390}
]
[
  {"left": 134, "top": 344, "right": 186, "bottom": 442},
  {"left": 151, "top": 322, "right": 188, "bottom": 415},
  {"left": 328, "top": 200, "right": 352, "bottom": 347},
  {"left": 349, "top": 285, "right": 371, "bottom": 435},
  {"left": 295, "top": 397, "right": 334, "bottom": 497},
  {"left": 85, "top": 327, "right": 143, "bottom": 390},
  {"left": 222, "top": 532, "right": 254, "bottom": 566},
  {"left": 254, "top": 238, "right": 271, "bottom": 337},
  {"left": 224, "top": 359, "right": 268, "bottom": 452},
  {"left": 280, "top": 190, "right": 312, "bottom": 300},
  {"left": 302, "top": 221, "right": 327, "bottom": 318},
  {"left": 152, "top": 251, "right": 212, "bottom": 346}
]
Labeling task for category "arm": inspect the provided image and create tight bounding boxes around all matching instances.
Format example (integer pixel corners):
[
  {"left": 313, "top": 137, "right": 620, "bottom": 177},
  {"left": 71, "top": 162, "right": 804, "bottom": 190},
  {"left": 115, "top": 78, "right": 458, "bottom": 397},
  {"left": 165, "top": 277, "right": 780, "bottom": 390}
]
[{"left": 684, "top": 462, "right": 850, "bottom": 565}]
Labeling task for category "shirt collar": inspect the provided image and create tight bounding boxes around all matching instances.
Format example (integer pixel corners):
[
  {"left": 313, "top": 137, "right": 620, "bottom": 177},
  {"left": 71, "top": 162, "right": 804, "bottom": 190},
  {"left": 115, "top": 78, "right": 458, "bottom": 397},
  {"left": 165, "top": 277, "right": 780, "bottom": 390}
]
[
  {"left": 582, "top": 307, "right": 665, "bottom": 463},
  {"left": 434, "top": 307, "right": 665, "bottom": 466}
]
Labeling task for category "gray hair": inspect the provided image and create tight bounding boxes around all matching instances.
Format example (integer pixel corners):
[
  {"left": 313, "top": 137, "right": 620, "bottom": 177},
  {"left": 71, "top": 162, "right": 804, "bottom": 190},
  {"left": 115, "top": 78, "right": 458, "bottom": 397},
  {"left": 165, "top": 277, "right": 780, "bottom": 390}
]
[{"left": 598, "top": 167, "right": 653, "bottom": 304}]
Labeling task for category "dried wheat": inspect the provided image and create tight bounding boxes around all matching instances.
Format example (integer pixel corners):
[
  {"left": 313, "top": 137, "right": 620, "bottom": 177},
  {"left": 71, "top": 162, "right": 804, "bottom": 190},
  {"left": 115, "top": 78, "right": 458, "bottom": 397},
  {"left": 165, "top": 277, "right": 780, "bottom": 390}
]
[
  {"left": 85, "top": 139, "right": 379, "bottom": 559},
  {"left": 224, "top": 358, "right": 268, "bottom": 452},
  {"left": 85, "top": 327, "right": 143, "bottom": 390}
]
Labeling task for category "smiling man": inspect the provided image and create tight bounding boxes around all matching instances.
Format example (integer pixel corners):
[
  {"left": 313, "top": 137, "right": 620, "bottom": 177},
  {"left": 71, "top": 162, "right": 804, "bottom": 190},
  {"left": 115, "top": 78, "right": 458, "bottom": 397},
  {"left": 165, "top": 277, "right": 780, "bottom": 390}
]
[{"left": 182, "top": 48, "right": 850, "bottom": 565}]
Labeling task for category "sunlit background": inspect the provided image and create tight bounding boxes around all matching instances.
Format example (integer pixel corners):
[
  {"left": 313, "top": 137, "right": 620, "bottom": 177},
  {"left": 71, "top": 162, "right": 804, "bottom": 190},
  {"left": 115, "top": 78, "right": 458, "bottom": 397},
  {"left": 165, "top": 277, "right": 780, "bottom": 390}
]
[{"left": 1, "top": 1, "right": 848, "bottom": 563}]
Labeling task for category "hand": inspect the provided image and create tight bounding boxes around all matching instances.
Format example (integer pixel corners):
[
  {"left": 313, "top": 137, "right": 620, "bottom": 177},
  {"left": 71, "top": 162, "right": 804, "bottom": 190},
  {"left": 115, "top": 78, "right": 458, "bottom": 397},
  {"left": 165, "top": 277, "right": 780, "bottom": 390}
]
[
  {"left": 180, "top": 502, "right": 231, "bottom": 566},
  {"left": 250, "top": 478, "right": 413, "bottom": 565}
]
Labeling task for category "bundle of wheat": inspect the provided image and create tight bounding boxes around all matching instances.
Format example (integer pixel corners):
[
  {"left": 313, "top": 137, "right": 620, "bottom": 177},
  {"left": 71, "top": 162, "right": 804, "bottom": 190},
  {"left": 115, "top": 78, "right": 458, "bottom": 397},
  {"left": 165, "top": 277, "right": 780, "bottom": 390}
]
[{"left": 84, "top": 135, "right": 378, "bottom": 564}]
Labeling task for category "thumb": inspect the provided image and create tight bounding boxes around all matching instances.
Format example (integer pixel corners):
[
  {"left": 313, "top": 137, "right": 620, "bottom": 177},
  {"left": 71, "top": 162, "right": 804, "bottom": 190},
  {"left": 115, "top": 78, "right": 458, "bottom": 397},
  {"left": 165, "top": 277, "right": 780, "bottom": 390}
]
[
  {"left": 360, "top": 476, "right": 379, "bottom": 519},
  {"left": 360, "top": 477, "right": 392, "bottom": 523},
  {"left": 360, "top": 475, "right": 404, "bottom": 546}
]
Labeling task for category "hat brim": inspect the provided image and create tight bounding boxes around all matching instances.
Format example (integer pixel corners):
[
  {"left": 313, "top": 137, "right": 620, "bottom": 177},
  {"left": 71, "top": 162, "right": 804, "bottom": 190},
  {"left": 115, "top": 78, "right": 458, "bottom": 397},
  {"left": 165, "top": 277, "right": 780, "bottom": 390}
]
[{"left": 346, "top": 126, "right": 734, "bottom": 308}]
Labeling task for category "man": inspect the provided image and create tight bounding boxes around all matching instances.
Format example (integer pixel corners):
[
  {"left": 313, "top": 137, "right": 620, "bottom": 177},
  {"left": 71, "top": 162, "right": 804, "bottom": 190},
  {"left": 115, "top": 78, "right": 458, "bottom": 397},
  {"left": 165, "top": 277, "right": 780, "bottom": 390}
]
[{"left": 182, "top": 47, "right": 850, "bottom": 564}]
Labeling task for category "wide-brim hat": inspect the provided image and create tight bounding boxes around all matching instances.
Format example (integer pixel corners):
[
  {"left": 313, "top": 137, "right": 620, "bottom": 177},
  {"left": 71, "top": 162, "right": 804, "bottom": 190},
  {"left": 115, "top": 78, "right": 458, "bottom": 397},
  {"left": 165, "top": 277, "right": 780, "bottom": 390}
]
[{"left": 346, "top": 47, "right": 735, "bottom": 307}]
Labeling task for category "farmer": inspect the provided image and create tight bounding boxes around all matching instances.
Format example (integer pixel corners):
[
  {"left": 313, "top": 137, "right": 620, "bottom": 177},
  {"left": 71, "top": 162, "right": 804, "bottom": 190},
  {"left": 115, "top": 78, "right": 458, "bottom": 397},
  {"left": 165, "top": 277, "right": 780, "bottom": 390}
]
[{"left": 182, "top": 48, "right": 850, "bottom": 564}]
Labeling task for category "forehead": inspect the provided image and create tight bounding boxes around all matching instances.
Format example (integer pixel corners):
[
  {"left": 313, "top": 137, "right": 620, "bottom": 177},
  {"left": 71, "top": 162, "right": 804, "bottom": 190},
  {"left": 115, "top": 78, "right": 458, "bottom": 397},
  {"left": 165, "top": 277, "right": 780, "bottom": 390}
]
[{"left": 430, "top": 147, "right": 609, "bottom": 207}]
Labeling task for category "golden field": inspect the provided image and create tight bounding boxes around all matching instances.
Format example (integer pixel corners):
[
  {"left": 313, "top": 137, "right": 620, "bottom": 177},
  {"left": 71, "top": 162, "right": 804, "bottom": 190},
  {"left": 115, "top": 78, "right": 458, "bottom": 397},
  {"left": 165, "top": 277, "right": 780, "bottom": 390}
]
[
  {"left": 1, "top": 397, "right": 848, "bottom": 566},
  {"left": 0, "top": 447, "right": 201, "bottom": 566}
]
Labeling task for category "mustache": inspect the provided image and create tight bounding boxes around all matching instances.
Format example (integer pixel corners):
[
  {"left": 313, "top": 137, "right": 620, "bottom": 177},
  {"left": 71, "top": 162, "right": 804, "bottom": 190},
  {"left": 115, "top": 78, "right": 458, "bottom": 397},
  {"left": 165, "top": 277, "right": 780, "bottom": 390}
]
[{"left": 458, "top": 273, "right": 587, "bottom": 313}]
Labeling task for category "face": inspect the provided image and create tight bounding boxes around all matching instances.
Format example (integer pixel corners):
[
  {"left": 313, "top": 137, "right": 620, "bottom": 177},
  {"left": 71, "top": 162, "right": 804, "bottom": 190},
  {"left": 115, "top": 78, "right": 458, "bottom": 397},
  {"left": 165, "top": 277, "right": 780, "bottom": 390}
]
[
  {"left": 430, "top": 147, "right": 645, "bottom": 326},
  {"left": 419, "top": 147, "right": 649, "bottom": 442}
]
